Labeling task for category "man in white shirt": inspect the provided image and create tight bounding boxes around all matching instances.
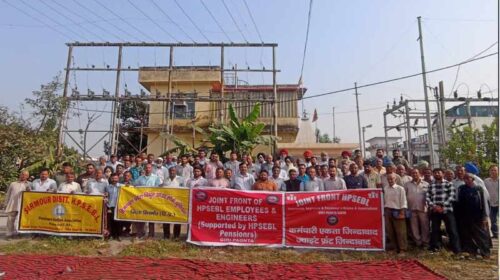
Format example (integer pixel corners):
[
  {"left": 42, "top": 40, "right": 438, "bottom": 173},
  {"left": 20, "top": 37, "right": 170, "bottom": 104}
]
[
  {"left": 31, "top": 168, "right": 57, "bottom": 192},
  {"left": 176, "top": 155, "right": 193, "bottom": 179},
  {"left": 234, "top": 163, "right": 256, "bottom": 190},
  {"left": 185, "top": 166, "right": 208, "bottom": 188},
  {"left": 163, "top": 167, "right": 185, "bottom": 188},
  {"left": 323, "top": 166, "right": 346, "bottom": 191},
  {"left": 319, "top": 152, "right": 329, "bottom": 167},
  {"left": 153, "top": 158, "right": 168, "bottom": 185},
  {"left": 58, "top": 173, "right": 82, "bottom": 194},
  {"left": 106, "top": 154, "right": 122, "bottom": 171},
  {"left": 86, "top": 169, "right": 108, "bottom": 195},
  {"left": 162, "top": 167, "right": 185, "bottom": 239},
  {"left": 384, "top": 173, "right": 408, "bottom": 254},
  {"left": 224, "top": 151, "right": 241, "bottom": 177},
  {"left": 270, "top": 166, "right": 286, "bottom": 191},
  {"left": 300, "top": 167, "right": 325, "bottom": 191}
]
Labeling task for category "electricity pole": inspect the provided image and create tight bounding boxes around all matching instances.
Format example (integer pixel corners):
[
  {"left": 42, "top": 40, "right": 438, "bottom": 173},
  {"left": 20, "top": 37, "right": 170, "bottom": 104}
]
[
  {"left": 417, "top": 16, "right": 435, "bottom": 168},
  {"left": 354, "top": 82, "right": 363, "bottom": 157}
]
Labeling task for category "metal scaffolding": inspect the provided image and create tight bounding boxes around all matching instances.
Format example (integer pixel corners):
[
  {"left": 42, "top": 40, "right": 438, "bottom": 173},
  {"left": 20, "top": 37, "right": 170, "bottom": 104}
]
[{"left": 56, "top": 42, "right": 280, "bottom": 159}]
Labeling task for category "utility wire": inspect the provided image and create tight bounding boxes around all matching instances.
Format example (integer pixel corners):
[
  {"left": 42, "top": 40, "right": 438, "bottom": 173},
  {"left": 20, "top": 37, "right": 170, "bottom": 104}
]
[
  {"left": 127, "top": 0, "right": 177, "bottom": 42},
  {"left": 73, "top": 0, "right": 140, "bottom": 41},
  {"left": 2, "top": 0, "right": 72, "bottom": 40},
  {"left": 71, "top": 52, "right": 498, "bottom": 115},
  {"left": 449, "top": 41, "right": 498, "bottom": 97},
  {"left": 199, "top": 0, "right": 232, "bottom": 42},
  {"left": 299, "top": 0, "right": 313, "bottom": 81},
  {"left": 151, "top": 0, "right": 196, "bottom": 43},
  {"left": 92, "top": 0, "right": 154, "bottom": 41},
  {"left": 15, "top": 0, "right": 84, "bottom": 40},
  {"left": 39, "top": 0, "right": 106, "bottom": 41},
  {"left": 52, "top": 0, "right": 124, "bottom": 41},
  {"left": 221, "top": 0, "right": 248, "bottom": 42},
  {"left": 242, "top": 0, "right": 263, "bottom": 42},
  {"left": 173, "top": 0, "right": 211, "bottom": 42}
]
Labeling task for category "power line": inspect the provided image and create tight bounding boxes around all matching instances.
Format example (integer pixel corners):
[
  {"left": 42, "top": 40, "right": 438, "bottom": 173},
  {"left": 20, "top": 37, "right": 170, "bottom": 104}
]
[
  {"left": 52, "top": 0, "right": 124, "bottom": 41},
  {"left": 72, "top": 0, "right": 139, "bottom": 41},
  {"left": 199, "top": 0, "right": 232, "bottom": 42},
  {"left": 221, "top": 0, "right": 248, "bottom": 42},
  {"left": 70, "top": 51, "right": 497, "bottom": 115},
  {"left": 449, "top": 41, "right": 498, "bottom": 97},
  {"left": 173, "top": 0, "right": 211, "bottom": 42},
  {"left": 242, "top": 0, "right": 263, "bottom": 43},
  {"left": 92, "top": 0, "right": 154, "bottom": 41},
  {"left": 422, "top": 17, "right": 496, "bottom": 23},
  {"left": 1, "top": 0, "right": 71, "bottom": 40},
  {"left": 151, "top": 0, "right": 196, "bottom": 43},
  {"left": 39, "top": 0, "right": 107, "bottom": 41},
  {"left": 17, "top": 0, "right": 86, "bottom": 40},
  {"left": 126, "top": 0, "right": 177, "bottom": 42},
  {"left": 299, "top": 0, "right": 313, "bottom": 81}
]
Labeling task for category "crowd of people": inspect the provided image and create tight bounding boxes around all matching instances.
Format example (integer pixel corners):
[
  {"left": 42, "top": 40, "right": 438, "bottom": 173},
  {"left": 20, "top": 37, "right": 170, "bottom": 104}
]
[{"left": 3, "top": 148, "right": 498, "bottom": 258}]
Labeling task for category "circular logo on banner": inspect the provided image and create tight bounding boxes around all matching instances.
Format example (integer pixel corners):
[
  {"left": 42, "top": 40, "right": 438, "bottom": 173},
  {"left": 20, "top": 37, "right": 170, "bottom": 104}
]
[
  {"left": 195, "top": 190, "right": 208, "bottom": 202},
  {"left": 52, "top": 204, "right": 66, "bottom": 219},
  {"left": 326, "top": 215, "right": 339, "bottom": 226},
  {"left": 266, "top": 195, "right": 279, "bottom": 204}
]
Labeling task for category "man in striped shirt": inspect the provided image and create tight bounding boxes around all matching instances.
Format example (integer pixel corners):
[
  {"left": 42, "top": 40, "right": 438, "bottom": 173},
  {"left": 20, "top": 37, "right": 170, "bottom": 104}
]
[{"left": 426, "top": 168, "right": 461, "bottom": 253}]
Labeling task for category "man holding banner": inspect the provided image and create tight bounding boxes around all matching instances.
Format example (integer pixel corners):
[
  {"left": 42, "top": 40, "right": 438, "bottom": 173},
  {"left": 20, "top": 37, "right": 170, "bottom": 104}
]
[
  {"left": 163, "top": 167, "right": 185, "bottom": 239},
  {"left": 105, "top": 173, "right": 121, "bottom": 240},
  {"left": 134, "top": 163, "right": 161, "bottom": 238}
]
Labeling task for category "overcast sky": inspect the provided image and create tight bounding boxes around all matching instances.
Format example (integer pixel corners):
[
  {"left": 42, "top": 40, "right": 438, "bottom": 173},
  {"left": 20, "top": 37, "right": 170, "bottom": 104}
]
[{"left": 0, "top": 0, "right": 497, "bottom": 156}]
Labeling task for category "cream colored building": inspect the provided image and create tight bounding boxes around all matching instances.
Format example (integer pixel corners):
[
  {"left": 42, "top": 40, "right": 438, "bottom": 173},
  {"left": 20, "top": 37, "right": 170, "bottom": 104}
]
[{"left": 138, "top": 66, "right": 305, "bottom": 156}]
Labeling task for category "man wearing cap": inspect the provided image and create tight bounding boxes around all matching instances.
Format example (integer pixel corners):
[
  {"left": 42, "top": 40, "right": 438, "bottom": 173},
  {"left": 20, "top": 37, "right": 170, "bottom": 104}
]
[
  {"left": 154, "top": 157, "right": 168, "bottom": 185},
  {"left": 284, "top": 169, "right": 301, "bottom": 191},
  {"left": 303, "top": 150, "right": 313, "bottom": 167}
]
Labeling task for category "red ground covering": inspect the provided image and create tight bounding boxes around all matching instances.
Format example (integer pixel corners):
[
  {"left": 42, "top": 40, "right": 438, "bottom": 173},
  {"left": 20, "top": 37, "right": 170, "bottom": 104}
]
[{"left": 0, "top": 255, "right": 445, "bottom": 280}]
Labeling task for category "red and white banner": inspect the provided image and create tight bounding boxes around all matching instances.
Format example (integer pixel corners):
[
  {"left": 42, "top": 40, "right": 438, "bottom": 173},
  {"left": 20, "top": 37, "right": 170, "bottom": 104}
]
[
  {"left": 284, "top": 189, "right": 384, "bottom": 250},
  {"left": 188, "top": 188, "right": 284, "bottom": 246}
]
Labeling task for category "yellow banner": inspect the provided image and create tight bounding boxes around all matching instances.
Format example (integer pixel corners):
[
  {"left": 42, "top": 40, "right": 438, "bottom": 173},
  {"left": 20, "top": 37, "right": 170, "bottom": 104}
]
[
  {"left": 115, "top": 187, "right": 190, "bottom": 223},
  {"left": 18, "top": 192, "right": 104, "bottom": 236}
]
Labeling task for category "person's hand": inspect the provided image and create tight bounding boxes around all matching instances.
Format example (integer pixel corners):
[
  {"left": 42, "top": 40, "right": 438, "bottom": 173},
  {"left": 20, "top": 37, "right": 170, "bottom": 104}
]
[{"left": 397, "top": 210, "right": 405, "bottom": 219}]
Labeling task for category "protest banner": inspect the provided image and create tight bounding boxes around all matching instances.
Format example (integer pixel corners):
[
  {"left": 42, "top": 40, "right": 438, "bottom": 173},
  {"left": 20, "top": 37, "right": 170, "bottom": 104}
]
[
  {"left": 188, "top": 188, "right": 284, "bottom": 246},
  {"left": 284, "top": 189, "right": 384, "bottom": 250},
  {"left": 17, "top": 191, "right": 104, "bottom": 236},
  {"left": 115, "top": 186, "right": 190, "bottom": 223}
]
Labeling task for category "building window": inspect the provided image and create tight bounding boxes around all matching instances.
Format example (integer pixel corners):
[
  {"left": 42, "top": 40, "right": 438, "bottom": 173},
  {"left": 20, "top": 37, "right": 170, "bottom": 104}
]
[{"left": 172, "top": 93, "right": 195, "bottom": 119}]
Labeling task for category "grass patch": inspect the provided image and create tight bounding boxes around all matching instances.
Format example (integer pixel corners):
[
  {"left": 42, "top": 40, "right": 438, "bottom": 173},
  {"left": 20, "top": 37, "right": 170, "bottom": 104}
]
[{"left": 0, "top": 236, "right": 109, "bottom": 256}]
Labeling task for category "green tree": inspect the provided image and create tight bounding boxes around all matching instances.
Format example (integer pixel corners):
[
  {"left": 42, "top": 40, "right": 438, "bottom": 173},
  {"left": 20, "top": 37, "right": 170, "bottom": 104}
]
[
  {"left": 0, "top": 76, "right": 81, "bottom": 191},
  {"left": 117, "top": 100, "right": 149, "bottom": 156},
  {"left": 206, "top": 103, "right": 278, "bottom": 158},
  {"left": 441, "top": 119, "right": 498, "bottom": 177}
]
